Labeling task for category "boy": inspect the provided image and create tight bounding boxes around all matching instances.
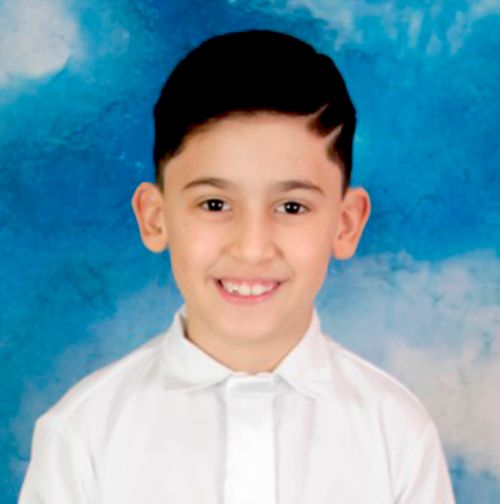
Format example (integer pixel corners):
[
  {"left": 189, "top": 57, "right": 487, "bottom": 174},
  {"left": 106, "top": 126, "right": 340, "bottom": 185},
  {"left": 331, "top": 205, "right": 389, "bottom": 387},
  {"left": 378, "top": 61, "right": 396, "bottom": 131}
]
[{"left": 19, "top": 30, "right": 455, "bottom": 503}]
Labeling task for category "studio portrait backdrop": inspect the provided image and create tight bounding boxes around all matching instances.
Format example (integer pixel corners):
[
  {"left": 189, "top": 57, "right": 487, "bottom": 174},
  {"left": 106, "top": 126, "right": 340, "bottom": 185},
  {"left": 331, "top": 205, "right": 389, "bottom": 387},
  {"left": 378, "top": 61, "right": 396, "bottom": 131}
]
[{"left": 1, "top": 0, "right": 499, "bottom": 502}]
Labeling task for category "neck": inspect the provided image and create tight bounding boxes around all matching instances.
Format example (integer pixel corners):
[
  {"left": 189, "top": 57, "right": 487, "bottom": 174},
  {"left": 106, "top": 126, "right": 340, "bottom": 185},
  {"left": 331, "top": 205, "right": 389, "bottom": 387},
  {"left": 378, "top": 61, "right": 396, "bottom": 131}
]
[{"left": 183, "top": 308, "right": 313, "bottom": 374}]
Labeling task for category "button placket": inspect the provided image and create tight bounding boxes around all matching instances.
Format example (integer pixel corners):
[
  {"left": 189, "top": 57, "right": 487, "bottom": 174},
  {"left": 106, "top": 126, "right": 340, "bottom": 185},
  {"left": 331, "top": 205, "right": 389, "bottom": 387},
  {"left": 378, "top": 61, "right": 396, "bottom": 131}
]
[{"left": 223, "top": 374, "right": 277, "bottom": 504}]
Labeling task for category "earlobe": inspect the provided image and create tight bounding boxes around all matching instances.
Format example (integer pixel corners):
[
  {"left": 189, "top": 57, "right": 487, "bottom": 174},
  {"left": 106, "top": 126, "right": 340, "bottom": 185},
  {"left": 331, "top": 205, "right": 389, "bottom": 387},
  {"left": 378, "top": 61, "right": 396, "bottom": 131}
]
[
  {"left": 131, "top": 182, "right": 169, "bottom": 253},
  {"left": 332, "top": 187, "right": 371, "bottom": 260}
]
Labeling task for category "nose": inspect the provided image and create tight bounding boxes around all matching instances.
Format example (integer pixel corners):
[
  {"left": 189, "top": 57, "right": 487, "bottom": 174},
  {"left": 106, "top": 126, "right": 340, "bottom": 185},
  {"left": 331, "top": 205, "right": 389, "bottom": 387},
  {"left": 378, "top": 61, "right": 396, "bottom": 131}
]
[{"left": 228, "top": 209, "right": 278, "bottom": 264}]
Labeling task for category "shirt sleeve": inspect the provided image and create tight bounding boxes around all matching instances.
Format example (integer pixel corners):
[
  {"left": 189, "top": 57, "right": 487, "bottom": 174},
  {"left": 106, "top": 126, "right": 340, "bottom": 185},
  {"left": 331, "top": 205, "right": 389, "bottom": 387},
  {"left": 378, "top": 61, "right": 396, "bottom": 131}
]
[
  {"left": 18, "top": 413, "right": 91, "bottom": 504},
  {"left": 394, "top": 422, "right": 456, "bottom": 504}
]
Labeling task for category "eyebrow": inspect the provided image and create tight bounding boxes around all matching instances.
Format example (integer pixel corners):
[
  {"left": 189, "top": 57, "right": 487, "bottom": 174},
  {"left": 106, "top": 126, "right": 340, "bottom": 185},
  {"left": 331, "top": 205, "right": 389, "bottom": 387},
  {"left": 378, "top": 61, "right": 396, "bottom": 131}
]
[{"left": 182, "top": 177, "right": 325, "bottom": 195}]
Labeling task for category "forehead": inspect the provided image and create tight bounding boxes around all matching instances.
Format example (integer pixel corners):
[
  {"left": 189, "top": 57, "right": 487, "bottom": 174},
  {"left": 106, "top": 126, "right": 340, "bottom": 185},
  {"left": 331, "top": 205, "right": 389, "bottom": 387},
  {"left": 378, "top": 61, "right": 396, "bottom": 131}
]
[{"left": 163, "top": 112, "right": 342, "bottom": 192}]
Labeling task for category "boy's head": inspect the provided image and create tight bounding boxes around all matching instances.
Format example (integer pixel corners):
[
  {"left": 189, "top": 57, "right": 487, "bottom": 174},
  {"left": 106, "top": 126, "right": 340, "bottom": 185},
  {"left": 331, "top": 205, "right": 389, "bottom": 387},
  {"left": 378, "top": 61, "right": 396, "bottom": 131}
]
[
  {"left": 132, "top": 30, "right": 370, "bottom": 371},
  {"left": 153, "top": 30, "right": 356, "bottom": 194}
]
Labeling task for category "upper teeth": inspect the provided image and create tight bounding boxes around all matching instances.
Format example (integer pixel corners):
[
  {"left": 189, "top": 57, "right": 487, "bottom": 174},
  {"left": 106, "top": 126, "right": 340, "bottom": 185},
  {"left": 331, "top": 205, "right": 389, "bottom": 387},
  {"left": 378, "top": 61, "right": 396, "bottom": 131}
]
[{"left": 220, "top": 280, "right": 277, "bottom": 296}]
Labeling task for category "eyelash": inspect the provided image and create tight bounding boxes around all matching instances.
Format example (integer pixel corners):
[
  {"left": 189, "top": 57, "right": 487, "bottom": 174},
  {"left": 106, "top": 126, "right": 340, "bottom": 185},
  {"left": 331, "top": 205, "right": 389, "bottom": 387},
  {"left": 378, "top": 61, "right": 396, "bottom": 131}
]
[{"left": 199, "top": 199, "right": 308, "bottom": 214}]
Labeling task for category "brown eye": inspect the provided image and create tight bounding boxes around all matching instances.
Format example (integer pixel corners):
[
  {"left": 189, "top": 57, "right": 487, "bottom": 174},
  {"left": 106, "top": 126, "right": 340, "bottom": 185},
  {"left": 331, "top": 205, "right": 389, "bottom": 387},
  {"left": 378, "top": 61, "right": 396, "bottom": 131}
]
[
  {"left": 200, "top": 199, "right": 230, "bottom": 212},
  {"left": 277, "top": 201, "right": 307, "bottom": 214}
]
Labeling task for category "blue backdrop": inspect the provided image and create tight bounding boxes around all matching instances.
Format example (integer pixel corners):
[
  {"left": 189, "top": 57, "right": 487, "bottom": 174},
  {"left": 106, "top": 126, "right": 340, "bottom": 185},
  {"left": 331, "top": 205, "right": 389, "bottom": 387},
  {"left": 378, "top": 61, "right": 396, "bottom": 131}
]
[{"left": 1, "top": 0, "right": 499, "bottom": 502}]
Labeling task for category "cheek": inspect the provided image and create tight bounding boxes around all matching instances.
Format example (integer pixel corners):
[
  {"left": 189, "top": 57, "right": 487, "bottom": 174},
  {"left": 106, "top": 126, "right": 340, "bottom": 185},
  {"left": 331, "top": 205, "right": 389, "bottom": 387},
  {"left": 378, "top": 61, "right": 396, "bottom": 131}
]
[
  {"left": 168, "top": 233, "right": 215, "bottom": 300},
  {"left": 281, "top": 223, "right": 334, "bottom": 281},
  {"left": 294, "top": 242, "right": 331, "bottom": 277},
  {"left": 168, "top": 219, "right": 222, "bottom": 271},
  {"left": 283, "top": 217, "right": 334, "bottom": 257}
]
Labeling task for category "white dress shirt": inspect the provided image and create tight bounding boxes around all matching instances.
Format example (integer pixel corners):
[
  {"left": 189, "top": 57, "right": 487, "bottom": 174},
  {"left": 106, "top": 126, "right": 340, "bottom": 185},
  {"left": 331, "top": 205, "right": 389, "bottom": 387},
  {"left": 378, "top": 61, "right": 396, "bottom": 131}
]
[{"left": 19, "top": 305, "right": 455, "bottom": 503}]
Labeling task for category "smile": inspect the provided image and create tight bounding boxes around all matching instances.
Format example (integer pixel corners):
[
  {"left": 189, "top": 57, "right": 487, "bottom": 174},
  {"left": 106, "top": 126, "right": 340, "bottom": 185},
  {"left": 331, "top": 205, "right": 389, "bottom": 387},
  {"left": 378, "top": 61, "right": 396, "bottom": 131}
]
[{"left": 215, "top": 278, "right": 282, "bottom": 303}]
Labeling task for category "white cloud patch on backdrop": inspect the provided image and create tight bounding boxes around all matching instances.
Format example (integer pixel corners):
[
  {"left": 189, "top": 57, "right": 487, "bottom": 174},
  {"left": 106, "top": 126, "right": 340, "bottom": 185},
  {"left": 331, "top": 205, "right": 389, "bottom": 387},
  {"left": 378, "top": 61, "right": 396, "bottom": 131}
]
[
  {"left": 319, "top": 249, "right": 499, "bottom": 478},
  {"left": 234, "top": 0, "right": 500, "bottom": 54},
  {"left": 388, "top": 335, "right": 500, "bottom": 477},
  {"left": 0, "top": 0, "right": 81, "bottom": 87},
  {"left": 445, "top": 0, "right": 500, "bottom": 53}
]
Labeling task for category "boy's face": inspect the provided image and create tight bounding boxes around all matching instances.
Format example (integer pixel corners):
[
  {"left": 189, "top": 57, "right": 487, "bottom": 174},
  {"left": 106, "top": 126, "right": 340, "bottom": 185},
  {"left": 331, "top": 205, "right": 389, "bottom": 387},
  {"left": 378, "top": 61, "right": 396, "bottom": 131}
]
[{"left": 132, "top": 113, "right": 370, "bottom": 361}]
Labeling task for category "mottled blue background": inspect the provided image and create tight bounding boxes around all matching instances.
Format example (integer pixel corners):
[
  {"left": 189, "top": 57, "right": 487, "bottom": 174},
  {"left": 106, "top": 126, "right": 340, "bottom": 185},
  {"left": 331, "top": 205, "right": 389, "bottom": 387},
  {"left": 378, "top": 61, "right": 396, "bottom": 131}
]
[{"left": 1, "top": 0, "right": 499, "bottom": 502}]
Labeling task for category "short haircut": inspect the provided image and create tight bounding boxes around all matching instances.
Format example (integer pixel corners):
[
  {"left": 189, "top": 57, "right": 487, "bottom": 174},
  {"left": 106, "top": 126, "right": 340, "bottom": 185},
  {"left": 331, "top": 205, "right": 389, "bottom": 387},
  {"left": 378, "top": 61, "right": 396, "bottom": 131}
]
[{"left": 153, "top": 29, "right": 356, "bottom": 193}]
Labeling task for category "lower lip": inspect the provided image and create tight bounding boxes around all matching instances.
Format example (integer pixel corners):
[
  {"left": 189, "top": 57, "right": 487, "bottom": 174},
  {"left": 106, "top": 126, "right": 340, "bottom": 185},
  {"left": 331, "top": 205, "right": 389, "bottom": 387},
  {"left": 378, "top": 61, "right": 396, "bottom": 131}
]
[{"left": 214, "top": 279, "right": 282, "bottom": 305}]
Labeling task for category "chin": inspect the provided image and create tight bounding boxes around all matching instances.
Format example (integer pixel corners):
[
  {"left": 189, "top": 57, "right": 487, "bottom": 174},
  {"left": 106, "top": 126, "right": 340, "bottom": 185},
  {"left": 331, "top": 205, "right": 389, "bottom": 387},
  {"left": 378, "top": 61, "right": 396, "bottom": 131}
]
[{"left": 221, "top": 315, "right": 280, "bottom": 339}]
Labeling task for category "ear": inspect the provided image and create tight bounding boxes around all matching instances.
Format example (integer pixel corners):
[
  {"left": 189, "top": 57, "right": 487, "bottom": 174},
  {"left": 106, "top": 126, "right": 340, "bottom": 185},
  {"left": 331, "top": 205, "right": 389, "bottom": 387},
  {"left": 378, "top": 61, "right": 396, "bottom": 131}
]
[
  {"left": 332, "top": 187, "right": 371, "bottom": 260},
  {"left": 131, "top": 182, "right": 169, "bottom": 253}
]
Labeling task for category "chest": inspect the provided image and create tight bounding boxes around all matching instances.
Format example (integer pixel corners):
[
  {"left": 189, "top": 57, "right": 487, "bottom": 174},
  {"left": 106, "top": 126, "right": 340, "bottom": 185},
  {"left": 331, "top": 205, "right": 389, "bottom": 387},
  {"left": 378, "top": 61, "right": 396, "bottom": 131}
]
[{"left": 91, "top": 387, "right": 394, "bottom": 504}]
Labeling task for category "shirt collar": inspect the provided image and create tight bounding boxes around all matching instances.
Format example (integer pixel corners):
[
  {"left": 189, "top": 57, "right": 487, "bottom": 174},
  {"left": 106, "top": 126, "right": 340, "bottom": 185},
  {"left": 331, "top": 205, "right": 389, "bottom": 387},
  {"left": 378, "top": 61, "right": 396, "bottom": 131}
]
[
  {"left": 273, "top": 308, "right": 335, "bottom": 398},
  {"left": 160, "top": 305, "right": 233, "bottom": 391},
  {"left": 160, "top": 304, "right": 335, "bottom": 398}
]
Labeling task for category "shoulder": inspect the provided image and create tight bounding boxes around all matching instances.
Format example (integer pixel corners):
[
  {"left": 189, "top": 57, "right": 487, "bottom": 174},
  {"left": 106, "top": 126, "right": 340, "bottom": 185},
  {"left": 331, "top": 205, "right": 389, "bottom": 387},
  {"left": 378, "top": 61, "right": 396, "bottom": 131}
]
[
  {"left": 322, "top": 334, "right": 433, "bottom": 433},
  {"left": 318, "top": 336, "right": 454, "bottom": 501},
  {"left": 39, "top": 332, "right": 165, "bottom": 429}
]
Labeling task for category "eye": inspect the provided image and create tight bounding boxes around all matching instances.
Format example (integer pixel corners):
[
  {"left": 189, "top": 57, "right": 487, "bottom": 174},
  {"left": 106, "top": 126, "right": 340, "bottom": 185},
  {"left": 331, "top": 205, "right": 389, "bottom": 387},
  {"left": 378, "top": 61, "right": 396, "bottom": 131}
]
[
  {"left": 200, "top": 199, "right": 231, "bottom": 212},
  {"left": 276, "top": 201, "right": 308, "bottom": 214}
]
